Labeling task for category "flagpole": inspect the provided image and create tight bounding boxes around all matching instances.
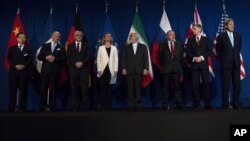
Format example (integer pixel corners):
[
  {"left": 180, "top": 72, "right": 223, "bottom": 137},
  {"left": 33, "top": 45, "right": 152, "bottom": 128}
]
[
  {"left": 50, "top": 3, "right": 53, "bottom": 15},
  {"left": 136, "top": 0, "right": 138, "bottom": 13},
  {"left": 222, "top": 0, "right": 226, "bottom": 11},
  {"left": 16, "top": 0, "right": 20, "bottom": 14},
  {"left": 105, "top": 0, "right": 108, "bottom": 14},
  {"left": 16, "top": 89, "right": 19, "bottom": 111},
  {"left": 76, "top": 2, "right": 78, "bottom": 13},
  {"left": 194, "top": 1, "right": 197, "bottom": 11},
  {"left": 45, "top": 88, "right": 50, "bottom": 111},
  {"left": 163, "top": 0, "right": 166, "bottom": 10}
]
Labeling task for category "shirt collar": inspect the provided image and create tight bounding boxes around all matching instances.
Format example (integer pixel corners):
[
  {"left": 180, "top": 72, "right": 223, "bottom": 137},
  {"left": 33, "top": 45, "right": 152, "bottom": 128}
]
[
  {"left": 51, "top": 41, "right": 57, "bottom": 46},
  {"left": 196, "top": 35, "right": 201, "bottom": 39},
  {"left": 132, "top": 42, "right": 138, "bottom": 46},
  {"left": 75, "top": 41, "right": 81, "bottom": 45},
  {"left": 168, "top": 40, "right": 174, "bottom": 44},
  {"left": 18, "top": 43, "right": 24, "bottom": 47},
  {"left": 227, "top": 31, "right": 233, "bottom": 35}
]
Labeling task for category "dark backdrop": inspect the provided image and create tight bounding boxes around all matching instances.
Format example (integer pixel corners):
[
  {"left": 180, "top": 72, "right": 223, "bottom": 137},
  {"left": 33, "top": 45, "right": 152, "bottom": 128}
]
[{"left": 0, "top": 0, "right": 249, "bottom": 110}]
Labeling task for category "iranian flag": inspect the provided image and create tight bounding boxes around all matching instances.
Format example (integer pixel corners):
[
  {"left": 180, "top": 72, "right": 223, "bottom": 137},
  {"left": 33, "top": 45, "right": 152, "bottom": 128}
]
[{"left": 127, "top": 12, "right": 153, "bottom": 87}]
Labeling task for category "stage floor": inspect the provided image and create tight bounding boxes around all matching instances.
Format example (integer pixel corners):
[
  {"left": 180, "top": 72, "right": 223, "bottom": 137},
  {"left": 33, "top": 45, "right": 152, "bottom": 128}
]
[{"left": 1, "top": 109, "right": 250, "bottom": 141}]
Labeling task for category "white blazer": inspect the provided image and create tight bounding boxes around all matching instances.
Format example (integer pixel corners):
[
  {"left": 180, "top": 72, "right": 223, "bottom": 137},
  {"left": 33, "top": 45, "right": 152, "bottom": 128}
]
[{"left": 96, "top": 45, "right": 118, "bottom": 84}]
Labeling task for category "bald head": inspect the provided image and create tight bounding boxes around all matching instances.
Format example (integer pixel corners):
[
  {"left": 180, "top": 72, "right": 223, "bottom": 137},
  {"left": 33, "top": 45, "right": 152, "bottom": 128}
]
[{"left": 51, "top": 31, "right": 61, "bottom": 43}]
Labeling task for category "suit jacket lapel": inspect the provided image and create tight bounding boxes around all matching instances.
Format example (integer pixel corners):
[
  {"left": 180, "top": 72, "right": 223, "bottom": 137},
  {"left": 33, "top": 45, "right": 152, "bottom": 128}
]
[
  {"left": 49, "top": 42, "right": 53, "bottom": 54},
  {"left": 128, "top": 44, "right": 134, "bottom": 56},
  {"left": 135, "top": 43, "right": 140, "bottom": 56},
  {"left": 103, "top": 46, "right": 109, "bottom": 60},
  {"left": 192, "top": 36, "right": 198, "bottom": 48},
  {"left": 52, "top": 44, "right": 61, "bottom": 55}
]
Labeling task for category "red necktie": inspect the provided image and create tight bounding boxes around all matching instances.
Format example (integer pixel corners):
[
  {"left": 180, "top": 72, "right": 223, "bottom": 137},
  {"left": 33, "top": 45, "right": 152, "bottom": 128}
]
[
  {"left": 76, "top": 43, "right": 80, "bottom": 53},
  {"left": 170, "top": 42, "right": 174, "bottom": 59}
]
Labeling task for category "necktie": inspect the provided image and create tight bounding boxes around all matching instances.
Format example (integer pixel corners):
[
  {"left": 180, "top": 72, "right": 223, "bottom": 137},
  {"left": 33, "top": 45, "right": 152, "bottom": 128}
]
[
  {"left": 18, "top": 45, "right": 22, "bottom": 52},
  {"left": 51, "top": 43, "right": 56, "bottom": 53},
  {"left": 196, "top": 37, "right": 200, "bottom": 46},
  {"left": 76, "top": 43, "right": 80, "bottom": 53},
  {"left": 229, "top": 32, "right": 234, "bottom": 47},
  {"left": 170, "top": 42, "right": 174, "bottom": 59}
]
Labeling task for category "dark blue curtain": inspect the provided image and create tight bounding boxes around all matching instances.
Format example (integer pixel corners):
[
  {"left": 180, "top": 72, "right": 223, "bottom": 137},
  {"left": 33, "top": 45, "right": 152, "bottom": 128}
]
[{"left": 0, "top": 0, "right": 250, "bottom": 110}]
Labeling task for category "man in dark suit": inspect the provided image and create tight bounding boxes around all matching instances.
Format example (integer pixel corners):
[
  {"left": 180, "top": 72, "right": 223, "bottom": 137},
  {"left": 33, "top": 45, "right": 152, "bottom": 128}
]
[
  {"left": 186, "top": 24, "right": 212, "bottom": 109},
  {"left": 122, "top": 32, "right": 149, "bottom": 111},
  {"left": 158, "top": 30, "right": 183, "bottom": 110},
  {"left": 216, "top": 18, "right": 242, "bottom": 109},
  {"left": 67, "top": 30, "right": 90, "bottom": 111},
  {"left": 37, "top": 31, "right": 66, "bottom": 112},
  {"left": 7, "top": 32, "right": 32, "bottom": 112}
]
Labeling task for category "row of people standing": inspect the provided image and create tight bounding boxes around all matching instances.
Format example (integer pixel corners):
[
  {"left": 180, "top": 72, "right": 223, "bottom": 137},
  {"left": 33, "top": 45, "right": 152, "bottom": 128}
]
[
  {"left": 7, "top": 18, "right": 242, "bottom": 112},
  {"left": 157, "top": 18, "right": 241, "bottom": 110}
]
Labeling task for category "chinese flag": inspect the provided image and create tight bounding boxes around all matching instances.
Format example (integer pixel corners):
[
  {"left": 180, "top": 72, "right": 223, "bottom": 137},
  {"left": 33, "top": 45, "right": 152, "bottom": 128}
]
[{"left": 4, "top": 9, "right": 26, "bottom": 71}]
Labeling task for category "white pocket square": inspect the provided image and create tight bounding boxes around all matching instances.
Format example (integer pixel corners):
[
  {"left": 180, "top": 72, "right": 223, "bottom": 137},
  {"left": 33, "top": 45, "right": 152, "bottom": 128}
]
[
  {"left": 57, "top": 48, "right": 61, "bottom": 51},
  {"left": 24, "top": 54, "right": 29, "bottom": 56}
]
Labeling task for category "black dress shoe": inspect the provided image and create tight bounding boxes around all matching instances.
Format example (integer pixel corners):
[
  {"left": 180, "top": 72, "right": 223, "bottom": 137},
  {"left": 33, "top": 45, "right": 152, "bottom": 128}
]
[
  {"left": 81, "top": 108, "right": 88, "bottom": 112},
  {"left": 176, "top": 105, "right": 182, "bottom": 110},
  {"left": 44, "top": 107, "right": 51, "bottom": 112},
  {"left": 17, "top": 109, "right": 26, "bottom": 112},
  {"left": 222, "top": 105, "right": 233, "bottom": 110},
  {"left": 136, "top": 106, "right": 142, "bottom": 111},
  {"left": 128, "top": 107, "right": 134, "bottom": 112},
  {"left": 233, "top": 105, "right": 241, "bottom": 109},
  {"left": 7, "top": 109, "right": 14, "bottom": 112},
  {"left": 73, "top": 108, "right": 80, "bottom": 112},
  {"left": 50, "top": 108, "right": 56, "bottom": 112},
  {"left": 194, "top": 106, "right": 200, "bottom": 110},
  {"left": 205, "top": 105, "right": 214, "bottom": 110},
  {"left": 163, "top": 106, "right": 171, "bottom": 110}
]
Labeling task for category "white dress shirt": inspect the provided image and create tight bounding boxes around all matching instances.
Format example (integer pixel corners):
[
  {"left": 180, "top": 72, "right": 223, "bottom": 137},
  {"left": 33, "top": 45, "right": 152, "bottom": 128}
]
[{"left": 132, "top": 42, "right": 138, "bottom": 55}]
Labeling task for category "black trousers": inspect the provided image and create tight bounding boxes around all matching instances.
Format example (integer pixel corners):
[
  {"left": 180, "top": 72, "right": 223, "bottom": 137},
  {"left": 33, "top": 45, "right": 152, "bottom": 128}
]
[
  {"left": 126, "top": 73, "right": 142, "bottom": 108},
  {"left": 69, "top": 69, "right": 89, "bottom": 110},
  {"left": 8, "top": 69, "right": 28, "bottom": 111},
  {"left": 191, "top": 69, "right": 210, "bottom": 107},
  {"left": 40, "top": 72, "right": 59, "bottom": 110},
  {"left": 162, "top": 72, "right": 182, "bottom": 107},
  {"left": 99, "top": 66, "right": 112, "bottom": 109},
  {"left": 221, "top": 68, "right": 241, "bottom": 107}
]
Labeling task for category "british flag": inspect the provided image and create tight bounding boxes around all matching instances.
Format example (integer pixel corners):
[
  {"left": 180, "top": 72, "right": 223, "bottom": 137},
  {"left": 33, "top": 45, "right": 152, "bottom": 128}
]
[{"left": 184, "top": 4, "right": 215, "bottom": 81}]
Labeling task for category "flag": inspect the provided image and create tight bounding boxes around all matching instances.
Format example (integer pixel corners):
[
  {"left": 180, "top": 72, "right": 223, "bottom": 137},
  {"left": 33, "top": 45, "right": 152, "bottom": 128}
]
[
  {"left": 36, "top": 7, "right": 67, "bottom": 84},
  {"left": 151, "top": 8, "right": 172, "bottom": 70},
  {"left": 65, "top": 12, "right": 87, "bottom": 50},
  {"left": 184, "top": 5, "right": 215, "bottom": 81},
  {"left": 65, "top": 8, "right": 91, "bottom": 86},
  {"left": 4, "top": 9, "right": 26, "bottom": 71},
  {"left": 97, "top": 14, "right": 118, "bottom": 47},
  {"left": 35, "top": 7, "right": 54, "bottom": 74},
  {"left": 213, "top": 2, "right": 245, "bottom": 80},
  {"left": 127, "top": 12, "right": 153, "bottom": 88}
]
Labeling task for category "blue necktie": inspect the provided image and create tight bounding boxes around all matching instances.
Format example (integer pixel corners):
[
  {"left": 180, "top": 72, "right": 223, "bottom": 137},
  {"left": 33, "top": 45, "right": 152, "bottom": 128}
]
[
  {"left": 229, "top": 32, "right": 234, "bottom": 47},
  {"left": 51, "top": 43, "right": 56, "bottom": 53}
]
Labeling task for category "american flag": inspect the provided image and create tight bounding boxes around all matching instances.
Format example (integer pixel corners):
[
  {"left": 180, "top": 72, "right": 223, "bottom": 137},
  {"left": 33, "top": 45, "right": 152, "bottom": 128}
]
[{"left": 213, "top": 2, "right": 246, "bottom": 80}]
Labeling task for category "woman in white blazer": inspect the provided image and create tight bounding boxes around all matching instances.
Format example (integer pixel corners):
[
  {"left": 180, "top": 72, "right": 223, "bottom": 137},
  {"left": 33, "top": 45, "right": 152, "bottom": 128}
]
[{"left": 96, "top": 33, "right": 118, "bottom": 110}]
